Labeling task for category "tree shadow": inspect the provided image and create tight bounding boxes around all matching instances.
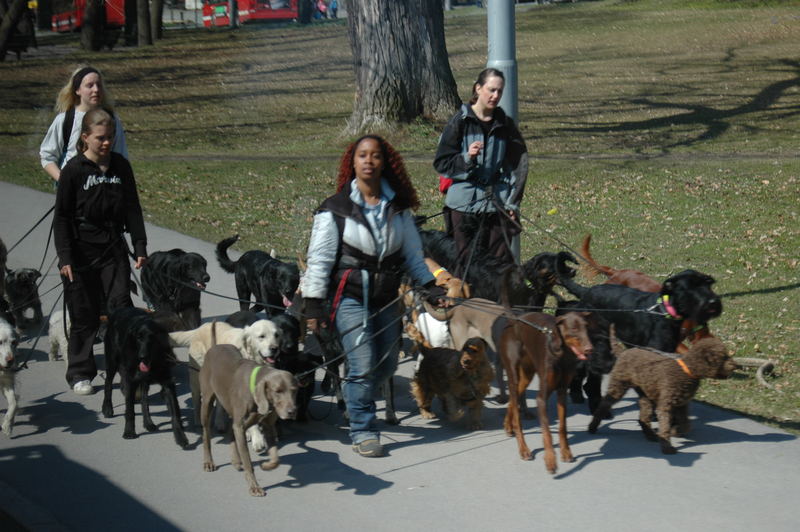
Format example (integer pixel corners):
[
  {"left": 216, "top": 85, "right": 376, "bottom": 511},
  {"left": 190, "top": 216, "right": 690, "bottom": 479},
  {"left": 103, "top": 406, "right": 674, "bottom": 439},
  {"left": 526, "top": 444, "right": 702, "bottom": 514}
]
[
  {"left": 0, "top": 444, "right": 182, "bottom": 531},
  {"left": 559, "top": 58, "right": 800, "bottom": 153}
]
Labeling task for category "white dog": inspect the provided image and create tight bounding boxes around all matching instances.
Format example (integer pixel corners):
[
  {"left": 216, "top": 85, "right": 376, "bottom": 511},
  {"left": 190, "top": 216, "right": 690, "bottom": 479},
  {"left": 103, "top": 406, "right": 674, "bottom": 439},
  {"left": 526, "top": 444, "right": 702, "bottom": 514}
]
[
  {"left": 48, "top": 310, "right": 70, "bottom": 363},
  {"left": 1, "top": 317, "right": 19, "bottom": 436},
  {"left": 169, "top": 319, "right": 281, "bottom": 452}
]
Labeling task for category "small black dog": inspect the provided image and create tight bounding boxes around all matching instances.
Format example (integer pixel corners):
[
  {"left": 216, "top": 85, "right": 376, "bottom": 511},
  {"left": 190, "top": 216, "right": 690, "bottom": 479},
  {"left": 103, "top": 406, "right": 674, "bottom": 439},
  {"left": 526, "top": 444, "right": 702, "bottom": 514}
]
[
  {"left": 216, "top": 235, "right": 300, "bottom": 317},
  {"left": 102, "top": 307, "right": 188, "bottom": 448},
  {"left": 4, "top": 267, "right": 43, "bottom": 330},
  {"left": 271, "top": 313, "right": 319, "bottom": 422},
  {"left": 557, "top": 257, "right": 722, "bottom": 353},
  {"left": 141, "top": 249, "right": 210, "bottom": 329}
]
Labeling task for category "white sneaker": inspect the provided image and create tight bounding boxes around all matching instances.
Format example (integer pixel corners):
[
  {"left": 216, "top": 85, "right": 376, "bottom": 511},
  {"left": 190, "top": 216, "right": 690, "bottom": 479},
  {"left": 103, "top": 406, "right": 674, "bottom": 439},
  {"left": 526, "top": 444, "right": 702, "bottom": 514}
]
[{"left": 72, "top": 380, "right": 93, "bottom": 395}]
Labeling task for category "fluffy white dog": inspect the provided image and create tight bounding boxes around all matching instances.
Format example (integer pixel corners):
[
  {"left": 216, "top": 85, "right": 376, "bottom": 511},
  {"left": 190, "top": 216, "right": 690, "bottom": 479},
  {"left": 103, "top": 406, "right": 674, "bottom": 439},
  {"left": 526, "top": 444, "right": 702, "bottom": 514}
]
[
  {"left": 1, "top": 317, "right": 19, "bottom": 435},
  {"left": 169, "top": 319, "right": 281, "bottom": 452}
]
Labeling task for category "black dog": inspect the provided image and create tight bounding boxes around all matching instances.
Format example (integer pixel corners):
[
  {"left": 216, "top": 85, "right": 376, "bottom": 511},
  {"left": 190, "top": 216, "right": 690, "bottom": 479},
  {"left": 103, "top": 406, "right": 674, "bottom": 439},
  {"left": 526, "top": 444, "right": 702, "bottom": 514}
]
[
  {"left": 102, "top": 307, "right": 188, "bottom": 448},
  {"left": 419, "top": 229, "right": 573, "bottom": 309},
  {"left": 216, "top": 235, "right": 299, "bottom": 317},
  {"left": 140, "top": 249, "right": 210, "bottom": 329},
  {"left": 557, "top": 258, "right": 723, "bottom": 353},
  {"left": 271, "top": 313, "right": 320, "bottom": 422},
  {"left": 225, "top": 310, "right": 261, "bottom": 328},
  {"left": 4, "top": 267, "right": 43, "bottom": 329},
  {"left": 555, "top": 297, "right": 615, "bottom": 415}
]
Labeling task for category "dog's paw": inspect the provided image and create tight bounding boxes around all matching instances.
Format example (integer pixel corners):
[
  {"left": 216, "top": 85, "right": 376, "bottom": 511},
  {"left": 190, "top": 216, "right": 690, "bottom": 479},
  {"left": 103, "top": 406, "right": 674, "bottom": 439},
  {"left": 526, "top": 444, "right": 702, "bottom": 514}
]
[
  {"left": 561, "top": 449, "right": 575, "bottom": 463},
  {"left": 1, "top": 419, "right": 11, "bottom": 436},
  {"left": 101, "top": 403, "right": 113, "bottom": 418},
  {"left": 494, "top": 393, "right": 509, "bottom": 404},
  {"left": 384, "top": 412, "right": 400, "bottom": 425},
  {"left": 232, "top": 461, "right": 243, "bottom": 471},
  {"left": 203, "top": 461, "right": 216, "bottom": 472},
  {"left": 519, "top": 448, "right": 533, "bottom": 461},
  {"left": 122, "top": 430, "right": 138, "bottom": 440},
  {"left": 144, "top": 421, "right": 158, "bottom": 433},
  {"left": 468, "top": 421, "right": 483, "bottom": 431},
  {"left": 419, "top": 409, "right": 435, "bottom": 420},
  {"left": 175, "top": 432, "right": 189, "bottom": 449},
  {"left": 249, "top": 486, "right": 266, "bottom": 497}
]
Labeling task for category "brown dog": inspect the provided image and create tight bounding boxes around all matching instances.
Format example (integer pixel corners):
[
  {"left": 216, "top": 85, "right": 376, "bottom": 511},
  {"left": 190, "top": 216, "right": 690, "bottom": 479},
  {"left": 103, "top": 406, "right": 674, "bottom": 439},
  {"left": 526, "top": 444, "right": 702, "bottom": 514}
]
[
  {"left": 498, "top": 312, "right": 593, "bottom": 473},
  {"left": 200, "top": 344, "right": 297, "bottom": 497},
  {"left": 588, "top": 337, "right": 735, "bottom": 454},
  {"left": 580, "top": 234, "right": 714, "bottom": 352},
  {"left": 411, "top": 337, "right": 494, "bottom": 430}
]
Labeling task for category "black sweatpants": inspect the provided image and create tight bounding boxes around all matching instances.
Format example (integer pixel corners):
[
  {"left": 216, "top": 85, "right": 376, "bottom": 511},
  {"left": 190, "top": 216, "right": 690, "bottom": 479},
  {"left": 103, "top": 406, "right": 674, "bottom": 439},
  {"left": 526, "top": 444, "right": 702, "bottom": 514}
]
[
  {"left": 63, "top": 244, "right": 132, "bottom": 386},
  {"left": 448, "top": 209, "right": 520, "bottom": 275}
]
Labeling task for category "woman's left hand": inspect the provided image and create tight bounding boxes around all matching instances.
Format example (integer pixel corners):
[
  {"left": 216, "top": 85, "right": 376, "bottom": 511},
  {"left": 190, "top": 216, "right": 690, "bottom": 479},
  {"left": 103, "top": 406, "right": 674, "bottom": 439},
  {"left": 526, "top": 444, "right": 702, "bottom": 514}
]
[{"left": 134, "top": 256, "right": 147, "bottom": 269}]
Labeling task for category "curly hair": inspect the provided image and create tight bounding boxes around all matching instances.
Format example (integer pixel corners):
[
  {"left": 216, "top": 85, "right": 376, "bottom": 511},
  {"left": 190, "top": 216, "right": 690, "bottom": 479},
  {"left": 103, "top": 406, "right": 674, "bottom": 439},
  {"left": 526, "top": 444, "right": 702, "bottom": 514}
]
[{"left": 336, "top": 135, "right": 420, "bottom": 211}]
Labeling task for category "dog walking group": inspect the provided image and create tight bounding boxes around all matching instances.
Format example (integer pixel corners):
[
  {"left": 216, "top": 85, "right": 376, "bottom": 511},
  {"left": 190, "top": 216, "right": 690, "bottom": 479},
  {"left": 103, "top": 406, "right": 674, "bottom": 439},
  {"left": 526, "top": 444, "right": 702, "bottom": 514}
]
[{"left": 0, "top": 64, "right": 736, "bottom": 497}]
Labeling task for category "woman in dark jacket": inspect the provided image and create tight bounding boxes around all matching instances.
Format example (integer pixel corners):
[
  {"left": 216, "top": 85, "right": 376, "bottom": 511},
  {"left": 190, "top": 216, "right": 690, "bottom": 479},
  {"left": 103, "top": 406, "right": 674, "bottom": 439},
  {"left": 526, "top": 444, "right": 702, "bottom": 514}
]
[
  {"left": 303, "top": 135, "right": 444, "bottom": 457},
  {"left": 54, "top": 109, "right": 147, "bottom": 395},
  {"left": 434, "top": 68, "right": 528, "bottom": 271}
]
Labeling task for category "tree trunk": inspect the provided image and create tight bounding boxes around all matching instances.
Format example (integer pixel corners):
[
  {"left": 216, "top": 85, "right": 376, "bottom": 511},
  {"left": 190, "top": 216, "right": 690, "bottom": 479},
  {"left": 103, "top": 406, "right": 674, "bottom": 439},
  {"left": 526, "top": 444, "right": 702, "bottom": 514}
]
[
  {"left": 150, "top": 0, "right": 163, "bottom": 39},
  {"left": 345, "top": 0, "right": 460, "bottom": 134},
  {"left": 228, "top": 0, "right": 238, "bottom": 28},
  {"left": 36, "top": 0, "right": 52, "bottom": 30},
  {"left": 138, "top": 0, "right": 152, "bottom": 45},
  {"left": 124, "top": 0, "right": 137, "bottom": 46},
  {"left": 298, "top": 0, "right": 312, "bottom": 24},
  {"left": 80, "top": 0, "right": 105, "bottom": 51},
  {"left": 0, "top": 0, "right": 27, "bottom": 61}
]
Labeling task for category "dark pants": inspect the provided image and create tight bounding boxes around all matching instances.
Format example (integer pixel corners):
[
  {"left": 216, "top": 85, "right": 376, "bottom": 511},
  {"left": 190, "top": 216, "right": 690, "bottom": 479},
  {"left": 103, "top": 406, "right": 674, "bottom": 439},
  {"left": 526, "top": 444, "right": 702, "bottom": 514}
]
[
  {"left": 63, "top": 245, "right": 132, "bottom": 386},
  {"left": 448, "top": 209, "right": 519, "bottom": 276}
]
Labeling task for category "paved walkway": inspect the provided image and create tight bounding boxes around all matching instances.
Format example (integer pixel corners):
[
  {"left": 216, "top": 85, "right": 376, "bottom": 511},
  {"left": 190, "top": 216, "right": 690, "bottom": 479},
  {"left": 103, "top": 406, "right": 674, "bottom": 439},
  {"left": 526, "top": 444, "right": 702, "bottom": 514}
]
[{"left": 0, "top": 181, "right": 797, "bottom": 531}]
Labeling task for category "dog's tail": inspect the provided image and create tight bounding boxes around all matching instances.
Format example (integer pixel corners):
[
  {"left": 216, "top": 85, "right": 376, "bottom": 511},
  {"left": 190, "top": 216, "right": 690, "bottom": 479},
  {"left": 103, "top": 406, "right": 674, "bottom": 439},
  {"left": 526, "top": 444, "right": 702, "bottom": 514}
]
[
  {"left": 580, "top": 234, "right": 617, "bottom": 281},
  {"left": 210, "top": 320, "right": 217, "bottom": 347},
  {"left": 556, "top": 253, "right": 589, "bottom": 300},
  {"left": 215, "top": 234, "right": 240, "bottom": 274}
]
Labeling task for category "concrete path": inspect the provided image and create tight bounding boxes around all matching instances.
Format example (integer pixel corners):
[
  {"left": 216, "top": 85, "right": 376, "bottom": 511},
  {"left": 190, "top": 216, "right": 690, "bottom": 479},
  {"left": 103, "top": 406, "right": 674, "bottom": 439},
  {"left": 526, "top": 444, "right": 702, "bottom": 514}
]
[{"left": 0, "top": 181, "right": 797, "bottom": 531}]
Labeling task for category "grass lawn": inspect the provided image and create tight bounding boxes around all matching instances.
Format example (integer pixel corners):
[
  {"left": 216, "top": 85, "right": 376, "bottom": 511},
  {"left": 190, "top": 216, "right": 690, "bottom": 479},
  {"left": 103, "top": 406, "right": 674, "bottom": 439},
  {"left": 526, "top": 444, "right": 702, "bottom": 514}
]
[{"left": 1, "top": 0, "right": 797, "bottom": 431}]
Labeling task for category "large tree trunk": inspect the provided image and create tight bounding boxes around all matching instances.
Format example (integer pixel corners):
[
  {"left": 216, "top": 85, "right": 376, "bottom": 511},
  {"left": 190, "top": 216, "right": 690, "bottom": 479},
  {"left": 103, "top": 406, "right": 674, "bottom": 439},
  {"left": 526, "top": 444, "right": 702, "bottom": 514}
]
[
  {"left": 345, "top": 0, "right": 460, "bottom": 134},
  {"left": 124, "top": 0, "right": 137, "bottom": 45},
  {"left": 138, "top": 0, "right": 152, "bottom": 45},
  {"left": 0, "top": 0, "right": 27, "bottom": 61},
  {"left": 150, "top": 0, "right": 163, "bottom": 39},
  {"left": 80, "top": 0, "right": 105, "bottom": 51}
]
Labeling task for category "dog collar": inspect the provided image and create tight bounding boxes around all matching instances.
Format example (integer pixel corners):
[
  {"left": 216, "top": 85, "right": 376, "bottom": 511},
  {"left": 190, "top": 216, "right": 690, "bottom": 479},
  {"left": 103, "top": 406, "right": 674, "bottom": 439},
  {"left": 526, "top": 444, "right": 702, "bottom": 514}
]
[
  {"left": 249, "top": 366, "right": 262, "bottom": 395},
  {"left": 433, "top": 267, "right": 447, "bottom": 279},
  {"left": 676, "top": 358, "right": 696, "bottom": 379},
  {"left": 659, "top": 295, "right": 683, "bottom": 320}
]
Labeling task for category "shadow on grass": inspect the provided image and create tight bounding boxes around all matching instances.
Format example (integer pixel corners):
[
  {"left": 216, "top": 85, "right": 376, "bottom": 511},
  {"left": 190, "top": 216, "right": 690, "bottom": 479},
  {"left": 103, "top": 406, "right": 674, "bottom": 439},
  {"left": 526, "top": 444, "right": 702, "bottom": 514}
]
[{"left": 559, "top": 58, "right": 800, "bottom": 152}]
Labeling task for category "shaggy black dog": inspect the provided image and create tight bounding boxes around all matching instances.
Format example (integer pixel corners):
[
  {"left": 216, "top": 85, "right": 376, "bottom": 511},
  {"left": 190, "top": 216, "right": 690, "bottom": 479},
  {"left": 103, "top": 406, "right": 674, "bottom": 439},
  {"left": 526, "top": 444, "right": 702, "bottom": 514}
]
[
  {"left": 556, "top": 257, "right": 723, "bottom": 353},
  {"left": 216, "top": 235, "right": 300, "bottom": 317},
  {"left": 419, "top": 229, "right": 574, "bottom": 309},
  {"left": 140, "top": 249, "right": 210, "bottom": 329},
  {"left": 4, "top": 267, "right": 43, "bottom": 329},
  {"left": 102, "top": 307, "right": 188, "bottom": 448}
]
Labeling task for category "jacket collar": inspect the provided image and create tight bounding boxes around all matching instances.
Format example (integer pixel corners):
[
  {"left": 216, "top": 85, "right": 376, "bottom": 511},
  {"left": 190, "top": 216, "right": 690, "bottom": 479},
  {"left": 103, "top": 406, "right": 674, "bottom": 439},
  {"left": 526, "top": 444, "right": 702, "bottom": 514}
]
[{"left": 460, "top": 102, "right": 508, "bottom": 130}]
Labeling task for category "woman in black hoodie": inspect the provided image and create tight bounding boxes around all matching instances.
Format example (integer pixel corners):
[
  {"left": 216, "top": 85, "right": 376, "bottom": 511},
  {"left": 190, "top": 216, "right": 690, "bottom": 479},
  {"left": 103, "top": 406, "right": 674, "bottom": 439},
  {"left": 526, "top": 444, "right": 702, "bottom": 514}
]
[{"left": 54, "top": 109, "right": 147, "bottom": 395}]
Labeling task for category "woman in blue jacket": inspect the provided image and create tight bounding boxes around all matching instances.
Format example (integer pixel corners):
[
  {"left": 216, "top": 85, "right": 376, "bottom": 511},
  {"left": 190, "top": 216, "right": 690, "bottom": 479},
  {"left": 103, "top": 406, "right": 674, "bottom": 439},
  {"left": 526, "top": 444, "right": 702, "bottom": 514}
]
[{"left": 434, "top": 68, "right": 528, "bottom": 271}]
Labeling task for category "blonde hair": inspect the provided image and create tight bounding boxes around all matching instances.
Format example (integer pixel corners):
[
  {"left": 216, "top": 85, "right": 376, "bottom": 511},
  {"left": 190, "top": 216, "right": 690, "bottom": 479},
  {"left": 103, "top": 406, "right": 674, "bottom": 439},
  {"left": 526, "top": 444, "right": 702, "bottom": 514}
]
[
  {"left": 54, "top": 65, "right": 116, "bottom": 113},
  {"left": 76, "top": 108, "right": 115, "bottom": 153}
]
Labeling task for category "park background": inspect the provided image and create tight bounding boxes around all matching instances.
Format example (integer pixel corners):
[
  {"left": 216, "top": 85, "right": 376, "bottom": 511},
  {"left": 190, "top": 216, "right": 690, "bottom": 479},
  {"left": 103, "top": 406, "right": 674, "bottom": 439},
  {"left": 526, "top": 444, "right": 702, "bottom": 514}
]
[{"left": 0, "top": 0, "right": 798, "bottom": 430}]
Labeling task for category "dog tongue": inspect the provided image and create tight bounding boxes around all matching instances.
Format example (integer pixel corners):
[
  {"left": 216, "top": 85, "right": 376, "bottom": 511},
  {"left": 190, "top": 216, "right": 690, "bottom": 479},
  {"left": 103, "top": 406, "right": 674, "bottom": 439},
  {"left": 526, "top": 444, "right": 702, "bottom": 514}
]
[
  {"left": 282, "top": 295, "right": 292, "bottom": 307},
  {"left": 139, "top": 362, "right": 150, "bottom": 373},
  {"left": 571, "top": 346, "right": 587, "bottom": 361}
]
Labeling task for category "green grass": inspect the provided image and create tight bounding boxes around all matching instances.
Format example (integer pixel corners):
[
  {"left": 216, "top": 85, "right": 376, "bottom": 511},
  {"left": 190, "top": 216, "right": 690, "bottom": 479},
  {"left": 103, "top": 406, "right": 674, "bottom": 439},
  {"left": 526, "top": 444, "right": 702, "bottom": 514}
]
[{"left": 1, "top": 0, "right": 798, "bottom": 431}]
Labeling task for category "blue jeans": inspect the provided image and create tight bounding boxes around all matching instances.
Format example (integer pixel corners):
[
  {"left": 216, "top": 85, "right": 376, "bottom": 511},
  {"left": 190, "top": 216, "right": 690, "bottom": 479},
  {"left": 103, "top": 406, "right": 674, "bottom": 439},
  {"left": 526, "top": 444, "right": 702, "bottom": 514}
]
[{"left": 335, "top": 297, "right": 401, "bottom": 444}]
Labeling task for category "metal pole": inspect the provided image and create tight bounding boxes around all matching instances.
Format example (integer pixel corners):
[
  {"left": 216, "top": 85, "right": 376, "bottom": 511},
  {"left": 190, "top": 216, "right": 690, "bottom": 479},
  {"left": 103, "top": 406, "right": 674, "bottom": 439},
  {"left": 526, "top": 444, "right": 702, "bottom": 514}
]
[
  {"left": 486, "top": 0, "right": 520, "bottom": 261},
  {"left": 486, "top": 0, "right": 518, "bottom": 121}
]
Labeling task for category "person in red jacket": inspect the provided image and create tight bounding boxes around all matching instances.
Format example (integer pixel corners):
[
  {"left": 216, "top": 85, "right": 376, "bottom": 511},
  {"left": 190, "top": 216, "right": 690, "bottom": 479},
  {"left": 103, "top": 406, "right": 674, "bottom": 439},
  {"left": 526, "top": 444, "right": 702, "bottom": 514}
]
[{"left": 54, "top": 108, "right": 147, "bottom": 395}]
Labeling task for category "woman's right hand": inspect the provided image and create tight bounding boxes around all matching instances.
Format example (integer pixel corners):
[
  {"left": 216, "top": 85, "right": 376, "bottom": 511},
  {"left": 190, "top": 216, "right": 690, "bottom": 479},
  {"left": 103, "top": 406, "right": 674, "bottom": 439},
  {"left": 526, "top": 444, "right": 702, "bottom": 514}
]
[
  {"left": 467, "top": 141, "right": 484, "bottom": 159},
  {"left": 60, "top": 264, "right": 73, "bottom": 282}
]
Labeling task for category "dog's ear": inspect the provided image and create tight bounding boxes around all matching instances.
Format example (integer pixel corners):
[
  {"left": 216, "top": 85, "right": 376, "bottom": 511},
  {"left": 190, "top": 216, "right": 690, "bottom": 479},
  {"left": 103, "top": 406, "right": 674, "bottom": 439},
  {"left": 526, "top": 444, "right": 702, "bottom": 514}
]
[
  {"left": 31, "top": 269, "right": 42, "bottom": 280},
  {"left": 254, "top": 380, "right": 271, "bottom": 415},
  {"left": 551, "top": 316, "right": 566, "bottom": 351}
]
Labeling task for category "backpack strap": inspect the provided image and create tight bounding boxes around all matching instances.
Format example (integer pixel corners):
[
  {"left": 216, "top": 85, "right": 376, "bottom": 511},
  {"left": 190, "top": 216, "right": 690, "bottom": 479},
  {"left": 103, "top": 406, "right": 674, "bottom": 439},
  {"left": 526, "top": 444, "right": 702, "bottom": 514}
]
[{"left": 59, "top": 107, "right": 75, "bottom": 165}]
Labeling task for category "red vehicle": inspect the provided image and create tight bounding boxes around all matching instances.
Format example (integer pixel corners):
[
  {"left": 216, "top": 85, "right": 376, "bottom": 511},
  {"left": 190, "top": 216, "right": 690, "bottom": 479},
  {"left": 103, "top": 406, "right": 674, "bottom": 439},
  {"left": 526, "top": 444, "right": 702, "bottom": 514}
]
[
  {"left": 51, "top": 0, "right": 125, "bottom": 33},
  {"left": 202, "top": 0, "right": 298, "bottom": 28}
]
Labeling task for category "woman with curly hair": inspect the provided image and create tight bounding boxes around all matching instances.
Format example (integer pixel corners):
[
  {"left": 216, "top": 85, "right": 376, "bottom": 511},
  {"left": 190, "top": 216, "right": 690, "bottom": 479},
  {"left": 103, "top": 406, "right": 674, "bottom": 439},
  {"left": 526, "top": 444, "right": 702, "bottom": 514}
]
[{"left": 303, "top": 135, "right": 445, "bottom": 457}]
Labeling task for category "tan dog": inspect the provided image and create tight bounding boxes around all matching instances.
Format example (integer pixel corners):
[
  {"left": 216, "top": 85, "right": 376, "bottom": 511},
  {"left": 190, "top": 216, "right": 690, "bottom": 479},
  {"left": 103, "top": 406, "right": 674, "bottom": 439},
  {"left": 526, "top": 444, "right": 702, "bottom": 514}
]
[
  {"left": 411, "top": 338, "right": 494, "bottom": 430},
  {"left": 498, "top": 312, "right": 593, "bottom": 474},
  {"left": 200, "top": 344, "right": 297, "bottom": 497},
  {"left": 589, "top": 337, "right": 735, "bottom": 454}
]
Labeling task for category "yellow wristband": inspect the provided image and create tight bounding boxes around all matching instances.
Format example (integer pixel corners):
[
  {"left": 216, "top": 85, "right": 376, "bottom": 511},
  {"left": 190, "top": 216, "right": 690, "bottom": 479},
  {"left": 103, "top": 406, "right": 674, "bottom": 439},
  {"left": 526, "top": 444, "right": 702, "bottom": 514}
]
[{"left": 433, "top": 267, "right": 447, "bottom": 278}]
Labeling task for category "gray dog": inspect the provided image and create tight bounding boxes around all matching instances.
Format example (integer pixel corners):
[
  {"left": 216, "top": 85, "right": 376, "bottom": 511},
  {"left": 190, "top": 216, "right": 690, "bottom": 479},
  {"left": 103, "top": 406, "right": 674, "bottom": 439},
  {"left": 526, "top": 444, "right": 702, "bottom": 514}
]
[{"left": 200, "top": 344, "right": 297, "bottom": 497}]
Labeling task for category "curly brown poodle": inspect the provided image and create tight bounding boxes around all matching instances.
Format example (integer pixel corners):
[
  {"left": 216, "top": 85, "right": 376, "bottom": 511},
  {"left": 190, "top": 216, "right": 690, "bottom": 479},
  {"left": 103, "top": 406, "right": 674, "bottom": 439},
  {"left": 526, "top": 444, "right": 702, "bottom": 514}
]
[
  {"left": 588, "top": 337, "right": 736, "bottom": 454},
  {"left": 411, "top": 337, "right": 494, "bottom": 430}
]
